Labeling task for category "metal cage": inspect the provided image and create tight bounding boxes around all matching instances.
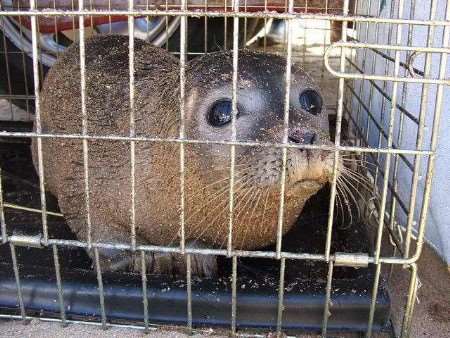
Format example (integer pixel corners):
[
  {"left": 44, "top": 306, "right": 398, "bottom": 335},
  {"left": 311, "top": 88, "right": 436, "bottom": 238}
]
[{"left": 0, "top": 0, "right": 449, "bottom": 337}]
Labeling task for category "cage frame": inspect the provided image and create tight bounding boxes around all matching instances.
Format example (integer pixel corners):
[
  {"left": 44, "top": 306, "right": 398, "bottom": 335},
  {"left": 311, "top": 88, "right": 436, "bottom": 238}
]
[{"left": 0, "top": 0, "right": 449, "bottom": 337}]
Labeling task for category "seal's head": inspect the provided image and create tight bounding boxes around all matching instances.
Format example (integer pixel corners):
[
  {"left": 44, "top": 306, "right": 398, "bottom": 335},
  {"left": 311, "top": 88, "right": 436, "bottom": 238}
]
[{"left": 182, "top": 50, "right": 337, "bottom": 249}]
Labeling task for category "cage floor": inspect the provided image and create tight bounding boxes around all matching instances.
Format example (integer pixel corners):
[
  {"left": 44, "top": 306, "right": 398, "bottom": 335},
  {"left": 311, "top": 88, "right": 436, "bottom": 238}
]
[{"left": 0, "top": 139, "right": 390, "bottom": 333}]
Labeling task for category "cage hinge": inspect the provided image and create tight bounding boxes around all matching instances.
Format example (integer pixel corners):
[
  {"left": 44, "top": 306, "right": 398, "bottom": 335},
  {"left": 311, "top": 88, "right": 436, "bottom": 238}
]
[
  {"left": 9, "top": 233, "right": 43, "bottom": 248},
  {"left": 333, "top": 252, "right": 369, "bottom": 268}
]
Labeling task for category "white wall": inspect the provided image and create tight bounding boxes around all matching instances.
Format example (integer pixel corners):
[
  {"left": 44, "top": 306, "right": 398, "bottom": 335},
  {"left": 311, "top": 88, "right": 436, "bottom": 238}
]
[{"left": 353, "top": 0, "right": 450, "bottom": 263}]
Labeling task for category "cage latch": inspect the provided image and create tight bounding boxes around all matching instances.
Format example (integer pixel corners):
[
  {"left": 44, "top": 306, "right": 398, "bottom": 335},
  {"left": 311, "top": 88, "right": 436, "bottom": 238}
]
[
  {"left": 334, "top": 252, "right": 369, "bottom": 268},
  {"left": 9, "top": 233, "right": 43, "bottom": 248}
]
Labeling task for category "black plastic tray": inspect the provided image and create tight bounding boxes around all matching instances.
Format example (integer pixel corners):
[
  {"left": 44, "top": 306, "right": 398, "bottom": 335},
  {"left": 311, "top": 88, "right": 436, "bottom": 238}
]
[{"left": 0, "top": 140, "right": 391, "bottom": 333}]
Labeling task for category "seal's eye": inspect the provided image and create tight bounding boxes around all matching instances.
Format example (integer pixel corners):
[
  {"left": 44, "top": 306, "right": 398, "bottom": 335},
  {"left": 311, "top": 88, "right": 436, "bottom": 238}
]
[
  {"left": 208, "top": 100, "right": 237, "bottom": 127},
  {"left": 299, "top": 89, "right": 323, "bottom": 115}
]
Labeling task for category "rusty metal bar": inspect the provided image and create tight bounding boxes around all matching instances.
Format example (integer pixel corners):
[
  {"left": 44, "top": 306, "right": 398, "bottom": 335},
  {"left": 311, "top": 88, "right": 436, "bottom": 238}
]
[{"left": 52, "top": 244, "right": 67, "bottom": 326}]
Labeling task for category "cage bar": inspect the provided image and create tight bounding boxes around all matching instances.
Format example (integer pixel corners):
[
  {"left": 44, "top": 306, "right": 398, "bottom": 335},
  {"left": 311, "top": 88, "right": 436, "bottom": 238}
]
[{"left": 0, "top": 0, "right": 448, "bottom": 336}]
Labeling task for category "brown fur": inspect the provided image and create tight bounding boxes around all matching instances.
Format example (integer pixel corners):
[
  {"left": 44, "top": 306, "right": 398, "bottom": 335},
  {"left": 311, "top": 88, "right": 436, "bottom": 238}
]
[{"left": 33, "top": 35, "right": 335, "bottom": 275}]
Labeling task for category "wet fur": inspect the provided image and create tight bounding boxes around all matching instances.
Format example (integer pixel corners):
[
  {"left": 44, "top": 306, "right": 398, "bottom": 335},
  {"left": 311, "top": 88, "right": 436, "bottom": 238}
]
[{"left": 33, "top": 35, "right": 335, "bottom": 275}]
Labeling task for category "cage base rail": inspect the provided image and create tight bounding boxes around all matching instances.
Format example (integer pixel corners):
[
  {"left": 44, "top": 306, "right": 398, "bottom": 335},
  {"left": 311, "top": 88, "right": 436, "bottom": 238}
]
[{"left": 0, "top": 262, "right": 391, "bottom": 333}]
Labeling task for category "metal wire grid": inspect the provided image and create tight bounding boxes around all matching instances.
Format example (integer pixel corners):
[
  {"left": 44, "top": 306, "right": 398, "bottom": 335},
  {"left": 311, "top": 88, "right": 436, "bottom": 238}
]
[{"left": 0, "top": 0, "right": 448, "bottom": 337}]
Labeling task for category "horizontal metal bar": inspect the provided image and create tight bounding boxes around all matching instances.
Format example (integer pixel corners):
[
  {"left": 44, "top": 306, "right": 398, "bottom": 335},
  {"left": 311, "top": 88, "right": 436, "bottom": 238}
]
[
  {"left": 332, "top": 41, "right": 450, "bottom": 54},
  {"left": 3, "top": 202, "right": 64, "bottom": 217},
  {"left": 0, "top": 313, "right": 275, "bottom": 337},
  {"left": 0, "top": 131, "right": 433, "bottom": 155},
  {"left": 334, "top": 252, "right": 369, "bottom": 267},
  {"left": 1, "top": 10, "right": 450, "bottom": 27},
  {"left": 325, "top": 43, "right": 450, "bottom": 85},
  {"left": 0, "top": 234, "right": 421, "bottom": 266},
  {"left": 0, "top": 313, "right": 158, "bottom": 331},
  {"left": 0, "top": 94, "right": 35, "bottom": 100},
  {"left": 348, "top": 37, "right": 425, "bottom": 78},
  {"left": 9, "top": 233, "right": 42, "bottom": 248}
]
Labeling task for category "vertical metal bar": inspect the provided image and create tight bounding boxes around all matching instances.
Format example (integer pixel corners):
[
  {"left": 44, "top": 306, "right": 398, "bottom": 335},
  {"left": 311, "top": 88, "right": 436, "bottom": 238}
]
[
  {"left": 243, "top": 0, "right": 248, "bottom": 44},
  {"left": 363, "top": 0, "right": 395, "bottom": 166},
  {"left": 231, "top": 255, "right": 238, "bottom": 335},
  {"left": 224, "top": 0, "right": 228, "bottom": 49},
  {"left": 373, "top": 0, "right": 399, "bottom": 185},
  {"left": 94, "top": 247, "right": 107, "bottom": 328},
  {"left": 373, "top": 0, "right": 405, "bottom": 264},
  {"left": 400, "top": 263, "right": 418, "bottom": 337},
  {"left": 263, "top": 0, "right": 268, "bottom": 51},
  {"left": 411, "top": 1, "right": 450, "bottom": 261},
  {"left": 404, "top": 0, "right": 437, "bottom": 258},
  {"left": 165, "top": 0, "right": 169, "bottom": 52},
  {"left": 30, "top": 0, "right": 48, "bottom": 245},
  {"left": 368, "top": 1, "right": 405, "bottom": 336},
  {"left": 108, "top": 0, "right": 112, "bottom": 33},
  {"left": 276, "top": 257, "right": 286, "bottom": 336},
  {"left": 388, "top": 0, "right": 416, "bottom": 249},
  {"left": 321, "top": 260, "right": 334, "bottom": 337},
  {"left": 186, "top": 254, "right": 192, "bottom": 332},
  {"left": 354, "top": 0, "right": 372, "bottom": 135},
  {"left": 227, "top": 0, "right": 240, "bottom": 255},
  {"left": 0, "top": 18, "right": 14, "bottom": 120},
  {"left": 324, "top": 0, "right": 349, "bottom": 261},
  {"left": 128, "top": 0, "right": 137, "bottom": 251},
  {"left": 179, "top": 0, "right": 187, "bottom": 254},
  {"left": 321, "top": 0, "right": 329, "bottom": 81},
  {"left": 302, "top": 0, "right": 308, "bottom": 61},
  {"left": 204, "top": 0, "right": 208, "bottom": 53},
  {"left": 366, "top": 261, "right": 381, "bottom": 337},
  {"left": 9, "top": 243, "right": 26, "bottom": 319},
  {"left": 0, "top": 168, "right": 6, "bottom": 243},
  {"left": 15, "top": 3, "right": 31, "bottom": 114},
  {"left": 275, "top": 0, "right": 294, "bottom": 259},
  {"left": 141, "top": 250, "right": 149, "bottom": 332},
  {"left": 52, "top": 244, "right": 66, "bottom": 326},
  {"left": 78, "top": 0, "right": 92, "bottom": 249}
]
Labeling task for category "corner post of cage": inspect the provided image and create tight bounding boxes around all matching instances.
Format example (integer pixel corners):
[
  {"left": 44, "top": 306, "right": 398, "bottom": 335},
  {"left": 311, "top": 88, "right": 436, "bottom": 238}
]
[
  {"left": 403, "top": 0, "right": 438, "bottom": 260},
  {"left": 367, "top": 0, "right": 406, "bottom": 336},
  {"left": 409, "top": 0, "right": 450, "bottom": 264}
]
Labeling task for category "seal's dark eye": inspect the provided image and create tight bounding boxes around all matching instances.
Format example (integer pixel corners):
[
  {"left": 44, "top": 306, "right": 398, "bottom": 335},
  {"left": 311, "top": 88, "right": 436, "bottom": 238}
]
[
  {"left": 208, "top": 100, "right": 237, "bottom": 127},
  {"left": 299, "top": 89, "right": 323, "bottom": 115}
]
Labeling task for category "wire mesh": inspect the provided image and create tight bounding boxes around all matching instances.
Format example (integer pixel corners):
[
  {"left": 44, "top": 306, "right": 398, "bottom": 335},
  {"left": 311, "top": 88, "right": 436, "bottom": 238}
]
[{"left": 0, "top": 0, "right": 449, "bottom": 337}]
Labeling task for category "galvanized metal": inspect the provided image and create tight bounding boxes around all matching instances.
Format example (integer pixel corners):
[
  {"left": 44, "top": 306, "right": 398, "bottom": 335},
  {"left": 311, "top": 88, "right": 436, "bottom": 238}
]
[{"left": 0, "top": 0, "right": 448, "bottom": 336}]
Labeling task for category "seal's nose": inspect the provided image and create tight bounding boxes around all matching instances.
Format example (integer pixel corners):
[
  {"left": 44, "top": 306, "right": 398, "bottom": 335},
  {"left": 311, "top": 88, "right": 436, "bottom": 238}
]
[{"left": 288, "top": 130, "right": 317, "bottom": 145}]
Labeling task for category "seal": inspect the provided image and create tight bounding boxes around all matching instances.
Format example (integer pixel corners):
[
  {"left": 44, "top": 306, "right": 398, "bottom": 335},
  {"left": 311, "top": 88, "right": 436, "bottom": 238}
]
[{"left": 33, "top": 35, "right": 336, "bottom": 276}]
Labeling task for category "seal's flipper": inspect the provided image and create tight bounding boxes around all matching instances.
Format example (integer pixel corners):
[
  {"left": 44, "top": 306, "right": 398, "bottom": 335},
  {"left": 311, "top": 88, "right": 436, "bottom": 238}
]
[{"left": 93, "top": 240, "right": 217, "bottom": 277}]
